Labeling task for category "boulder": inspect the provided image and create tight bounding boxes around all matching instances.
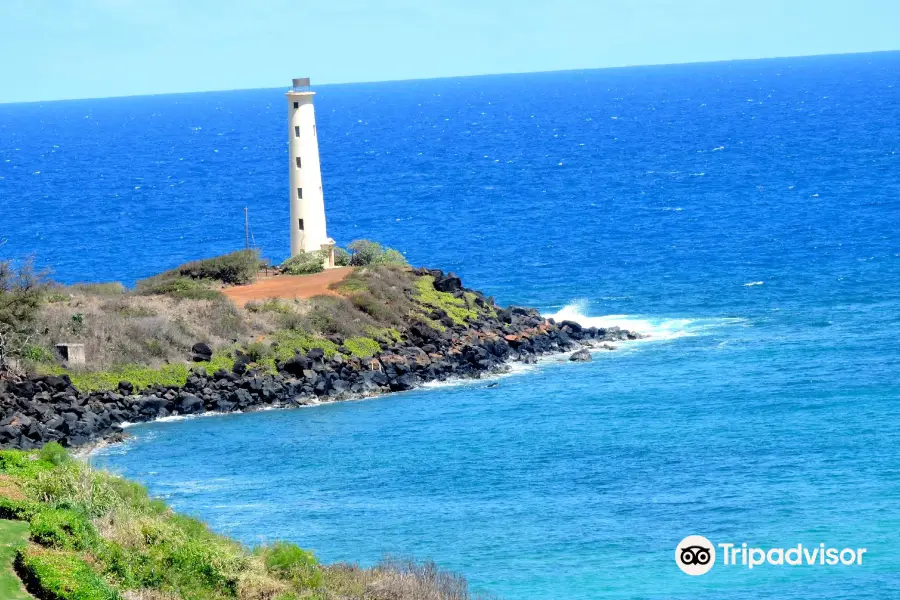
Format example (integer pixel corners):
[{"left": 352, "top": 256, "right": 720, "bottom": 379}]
[
  {"left": 177, "top": 394, "right": 204, "bottom": 414},
  {"left": 569, "top": 349, "right": 592, "bottom": 362},
  {"left": 191, "top": 342, "right": 213, "bottom": 362},
  {"left": 433, "top": 273, "right": 462, "bottom": 293}
]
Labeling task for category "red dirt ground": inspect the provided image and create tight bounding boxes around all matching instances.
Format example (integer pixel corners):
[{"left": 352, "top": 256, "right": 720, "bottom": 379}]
[{"left": 223, "top": 267, "right": 354, "bottom": 307}]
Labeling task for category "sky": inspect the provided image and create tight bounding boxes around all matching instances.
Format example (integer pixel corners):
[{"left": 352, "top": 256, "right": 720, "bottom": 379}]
[{"left": 0, "top": 0, "right": 898, "bottom": 104}]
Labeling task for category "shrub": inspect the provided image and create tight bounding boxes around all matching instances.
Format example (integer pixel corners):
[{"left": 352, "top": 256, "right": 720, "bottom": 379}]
[
  {"left": 334, "top": 247, "right": 351, "bottom": 267},
  {"left": 347, "top": 240, "right": 408, "bottom": 267},
  {"left": 38, "top": 443, "right": 70, "bottom": 467},
  {"left": 343, "top": 337, "right": 381, "bottom": 358},
  {"left": 30, "top": 507, "right": 96, "bottom": 550},
  {"left": 246, "top": 299, "right": 293, "bottom": 314},
  {"left": 0, "top": 258, "right": 47, "bottom": 369},
  {"left": 21, "top": 343, "right": 54, "bottom": 363},
  {"left": 172, "top": 249, "right": 260, "bottom": 285},
  {"left": 270, "top": 331, "right": 338, "bottom": 361},
  {"left": 15, "top": 546, "right": 119, "bottom": 600},
  {"left": 243, "top": 341, "right": 273, "bottom": 363},
  {"left": 259, "top": 542, "right": 323, "bottom": 589},
  {"left": 303, "top": 296, "right": 379, "bottom": 339},
  {"left": 134, "top": 276, "right": 223, "bottom": 301},
  {"left": 281, "top": 252, "right": 326, "bottom": 276},
  {"left": 0, "top": 497, "right": 41, "bottom": 521}
]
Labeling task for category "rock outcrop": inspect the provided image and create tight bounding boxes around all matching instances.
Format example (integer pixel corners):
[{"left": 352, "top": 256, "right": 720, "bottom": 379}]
[{"left": 0, "top": 270, "right": 642, "bottom": 450}]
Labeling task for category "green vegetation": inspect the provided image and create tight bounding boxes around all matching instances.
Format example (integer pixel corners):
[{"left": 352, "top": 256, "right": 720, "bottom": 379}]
[
  {"left": 41, "top": 363, "right": 192, "bottom": 394},
  {"left": 342, "top": 337, "right": 381, "bottom": 358},
  {"left": 135, "top": 276, "right": 224, "bottom": 301},
  {"left": 281, "top": 251, "right": 327, "bottom": 276},
  {"left": 135, "top": 249, "right": 261, "bottom": 299},
  {"left": 157, "top": 249, "right": 261, "bottom": 286},
  {"left": 0, "top": 445, "right": 493, "bottom": 600},
  {"left": 0, "top": 258, "right": 46, "bottom": 372},
  {"left": 346, "top": 240, "right": 408, "bottom": 267},
  {"left": 414, "top": 276, "right": 478, "bottom": 326},
  {"left": 0, "top": 520, "right": 31, "bottom": 600},
  {"left": 8, "top": 245, "right": 493, "bottom": 393},
  {"left": 245, "top": 298, "right": 294, "bottom": 314},
  {"left": 333, "top": 247, "right": 351, "bottom": 267}
]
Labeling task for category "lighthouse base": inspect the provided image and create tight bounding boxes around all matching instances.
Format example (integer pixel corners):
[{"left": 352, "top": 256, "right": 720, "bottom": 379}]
[{"left": 320, "top": 240, "right": 337, "bottom": 269}]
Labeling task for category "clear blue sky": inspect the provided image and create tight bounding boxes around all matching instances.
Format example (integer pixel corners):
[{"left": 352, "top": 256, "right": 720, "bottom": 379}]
[{"left": 1, "top": 0, "right": 898, "bottom": 103}]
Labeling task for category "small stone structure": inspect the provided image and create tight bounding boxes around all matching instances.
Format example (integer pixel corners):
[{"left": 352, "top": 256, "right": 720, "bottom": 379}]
[{"left": 55, "top": 343, "right": 85, "bottom": 366}]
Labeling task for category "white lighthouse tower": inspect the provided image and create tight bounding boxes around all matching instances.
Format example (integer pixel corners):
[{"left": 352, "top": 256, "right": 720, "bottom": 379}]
[{"left": 287, "top": 77, "right": 335, "bottom": 267}]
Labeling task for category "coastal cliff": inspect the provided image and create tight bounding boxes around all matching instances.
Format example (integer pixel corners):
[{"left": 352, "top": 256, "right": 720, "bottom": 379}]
[{"left": 0, "top": 260, "right": 640, "bottom": 450}]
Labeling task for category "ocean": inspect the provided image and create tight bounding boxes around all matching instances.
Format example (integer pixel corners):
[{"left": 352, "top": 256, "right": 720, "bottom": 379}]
[{"left": 3, "top": 52, "right": 900, "bottom": 598}]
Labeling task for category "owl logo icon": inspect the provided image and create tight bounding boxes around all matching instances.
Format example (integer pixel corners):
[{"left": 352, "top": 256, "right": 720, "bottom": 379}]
[{"left": 675, "top": 535, "right": 716, "bottom": 575}]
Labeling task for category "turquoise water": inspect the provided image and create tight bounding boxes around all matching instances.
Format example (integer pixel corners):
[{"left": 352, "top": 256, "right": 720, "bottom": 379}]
[{"left": 4, "top": 51, "right": 900, "bottom": 597}]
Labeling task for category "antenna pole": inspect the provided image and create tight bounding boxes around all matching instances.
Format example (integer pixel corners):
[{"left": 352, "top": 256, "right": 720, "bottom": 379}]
[{"left": 244, "top": 207, "right": 250, "bottom": 250}]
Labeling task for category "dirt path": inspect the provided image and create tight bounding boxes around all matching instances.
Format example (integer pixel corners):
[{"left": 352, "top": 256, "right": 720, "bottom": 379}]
[{"left": 223, "top": 267, "right": 354, "bottom": 307}]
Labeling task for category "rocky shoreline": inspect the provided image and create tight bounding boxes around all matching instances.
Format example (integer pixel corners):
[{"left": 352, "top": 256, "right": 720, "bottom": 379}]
[{"left": 0, "top": 269, "right": 641, "bottom": 450}]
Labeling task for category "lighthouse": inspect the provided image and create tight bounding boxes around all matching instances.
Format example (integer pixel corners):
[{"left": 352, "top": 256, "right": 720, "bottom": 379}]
[{"left": 287, "top": 77, "right": 335, "bottom": 267}]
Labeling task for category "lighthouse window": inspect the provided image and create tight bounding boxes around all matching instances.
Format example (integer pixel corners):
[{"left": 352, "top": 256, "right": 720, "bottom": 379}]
[
  {"left": 293, "top": 102, "right": 299, "bottom": 109},
  {"left": 297, "top": 188, "right": 303, "bottom": 199},
  {"left": 295, "top": 157, "right": 302, "bottom": 169},
  {"left": 313, "top": 125, "right": 317, "bottom": 136},
  {"left": 294, "top": 125, "right": 300, "bottom": 137},
  {"left": 298, "top": 219, "right": 304, "bottom": 231}
]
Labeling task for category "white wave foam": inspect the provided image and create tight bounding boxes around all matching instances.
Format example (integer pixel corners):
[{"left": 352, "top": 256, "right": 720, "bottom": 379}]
[
  {"left": 545, "top": 301, "right": 745, "bottom": 341},
  {"left": 119, "top": 410, "right": 245, "bottom": 429},
  {"left": 743, "top": 281, "right": 764, "bottom": 287}
]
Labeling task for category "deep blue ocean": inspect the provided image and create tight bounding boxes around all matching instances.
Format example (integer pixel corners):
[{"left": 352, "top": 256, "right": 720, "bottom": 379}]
[{"left": 4, "top": 52, "right": 900, "bottom": 598}]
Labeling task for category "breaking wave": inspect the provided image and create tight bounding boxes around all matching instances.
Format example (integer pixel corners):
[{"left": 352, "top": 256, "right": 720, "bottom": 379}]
[{"left": 545, "top": 301, "right": 745, "bottom": 341}]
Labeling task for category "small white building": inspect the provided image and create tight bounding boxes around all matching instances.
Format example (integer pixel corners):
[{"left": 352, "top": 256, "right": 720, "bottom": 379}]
[{"left": 287, "top": 77, "right": 335, "bottom": 267}]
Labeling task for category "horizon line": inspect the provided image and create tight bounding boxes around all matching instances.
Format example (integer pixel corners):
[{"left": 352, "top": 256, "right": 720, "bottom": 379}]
[{"left": 3, "top": 49, "right": 898, "bottom": 107}]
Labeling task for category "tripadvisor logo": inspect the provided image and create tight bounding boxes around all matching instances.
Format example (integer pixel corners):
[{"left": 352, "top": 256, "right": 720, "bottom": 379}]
[
  {"left": 675, "top": 535, "right": 868, "bottom": 575},
  {"left": 675, "top": 535, "right": 715, "bottom": 576}
]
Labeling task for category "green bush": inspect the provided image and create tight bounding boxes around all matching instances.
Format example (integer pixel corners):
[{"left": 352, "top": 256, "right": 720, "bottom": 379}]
[
  {"left": 244, "top": 341, "right": 273, "bottom": 363},
  {"left": 259, "top": 542, "right": 323, "bottom": 589},
  {"left": 30, "top": 508, "right": 96, "bottom": 550},
  {"left": 281, "top": 251, "right": 326, "bottom": 275},
  {"left": 0, "top": 259, "right": 46, "bottom": 368},
  {"left": 134, "top": 276, "right": 223, "bottom": 301},
  {"left": 174, "top": 249, "right": 260, "bottom": 285},
  {"left": 334, "top": 247, "right": 351, "bottom": 266},
  {"left": 0, "top": 450, "right": 55, "bottom": 479},
  {"left": 347, "top": 240, "right": 408, "bottom": 267},
  {"left": 15, "top": 546, "right": 119, "bottom": 600},
  {"left": 20, "top": 343, "right": 54, "bottom": 363},
  {"left": 38, "top": 443, "right": 70, "bottom": 467},
  {"left": 343, "top": 337, "right": 381, "bottom": 358},
  {"left": 0, "top": 497, "right": 41, "bottom": 521}
]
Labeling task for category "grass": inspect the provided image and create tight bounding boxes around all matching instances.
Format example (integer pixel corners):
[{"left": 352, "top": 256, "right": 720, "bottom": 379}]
[
  {"left": 39, "top": 364, "right": 192, "bottom": 394},
  {"left": 414, "top": 276, "right": 478, "bottom": 326},
  {"left": 0, "top": 445, "right": 491, "bottom": 600},
  {"left": 342, "top": 337, "right": 381, "bottom": 358},
  {"left": 0, "top": 520, "right": 32, "bottom": 600}
]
